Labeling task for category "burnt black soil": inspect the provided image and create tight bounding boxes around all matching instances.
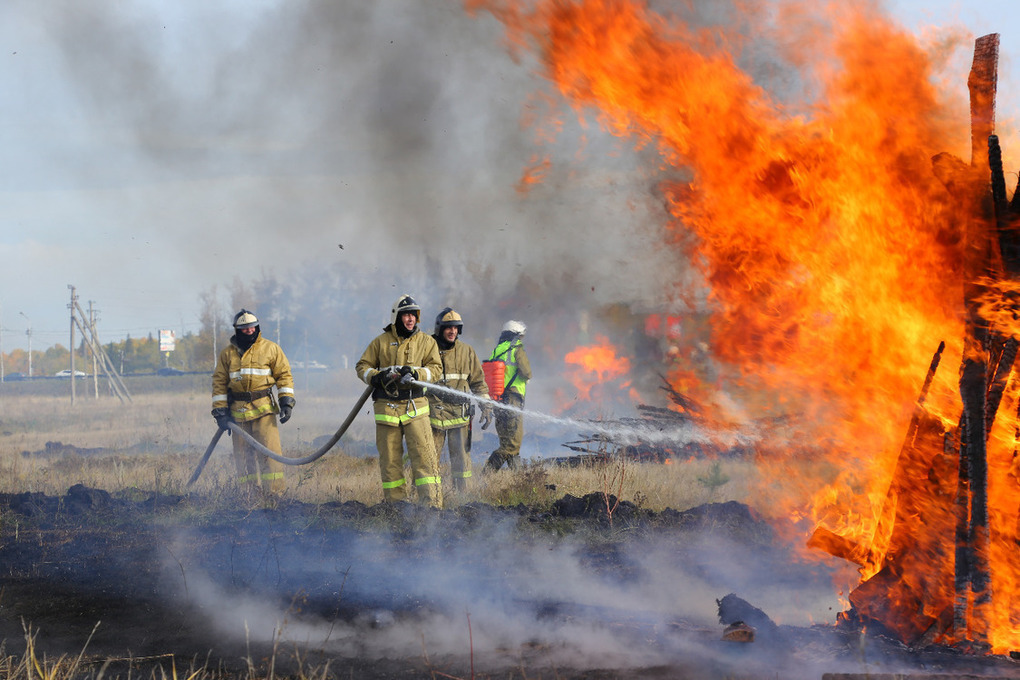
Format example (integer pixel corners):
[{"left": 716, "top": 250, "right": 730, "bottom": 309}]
[{"left": 1, "top": 486, "right": 1018, "bottom": 680}]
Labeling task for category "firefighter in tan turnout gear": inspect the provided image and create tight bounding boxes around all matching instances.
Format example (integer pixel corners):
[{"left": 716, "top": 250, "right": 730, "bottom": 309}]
[
  {"left": 427, "top": 308, "right": 492, "bottom": 492},
  {"left": 211, "top": 310, "right": 296, "bottom": 498},
  {"left": 356, "top": 295, "right": 444, "bottom": 508}
]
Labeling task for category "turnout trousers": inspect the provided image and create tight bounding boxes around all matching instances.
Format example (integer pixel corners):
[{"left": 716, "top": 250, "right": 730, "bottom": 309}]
[
  {"left": 486, "top": 391, "right": 524, "bottom": 471},
  {"left": 376, "top": 415, "right": 443, "bottom": 508},
  {"left": 433, "top": 426, "right": 472, "bottom": 491},
  {"left": 231, "top": 414, "right": 285, "bottom": 496}
]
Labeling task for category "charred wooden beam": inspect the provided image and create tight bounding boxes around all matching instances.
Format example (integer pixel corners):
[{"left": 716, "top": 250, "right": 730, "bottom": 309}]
[
  {"left": 857, "top": 342, "right": 947, "bottom": 571},
  {"left": 984, "top": 336, "right": 1017, "bottom": 436},
  {"left": 968, "top": 34, "right": 998, "bottom": 171},
  {"left": 806, "top": 526, "right": 869, "bottom": 567},
  {"left": 989, "top": 135, "right": 1020, "bottom": 273}
]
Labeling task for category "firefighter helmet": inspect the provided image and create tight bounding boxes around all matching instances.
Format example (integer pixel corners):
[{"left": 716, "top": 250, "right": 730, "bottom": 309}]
[
  {"left": 502, "top": 320, "right": 526, "bottom": 336},
  {"left": 434, "top": 307, "right": 464, "bottom": 336},
  {"left": 233, "top": 309, "right": 259, "bottom": 330},
  {"left": 390, "top": 294, "right": 421, "bottom": 327}
]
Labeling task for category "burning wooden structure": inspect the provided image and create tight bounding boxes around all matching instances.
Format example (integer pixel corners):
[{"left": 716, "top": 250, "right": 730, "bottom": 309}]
[{"left": 808, "top": 34, "right": 1020, "bottom": 652}]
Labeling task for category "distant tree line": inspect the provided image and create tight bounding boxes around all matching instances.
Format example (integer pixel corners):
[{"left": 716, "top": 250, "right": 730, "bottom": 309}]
[{"left": 1, "top": 260, "right": 568, "bottom": 379}]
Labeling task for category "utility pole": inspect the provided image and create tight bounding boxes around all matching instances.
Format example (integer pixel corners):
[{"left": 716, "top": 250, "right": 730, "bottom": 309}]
[
  {"left": 69, "top": 285, "right": 77, "bottom": 404},
  {"left": 18, "top": 312, "right": 31, "bottom": 378},
  {"left": 89, "top": 301, "right": 99, "bottom": 398}
]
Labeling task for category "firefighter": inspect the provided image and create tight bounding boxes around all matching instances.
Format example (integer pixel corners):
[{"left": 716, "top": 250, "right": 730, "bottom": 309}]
[
  {"left": 483, "top": 320, "right": 531, "bottom": 472},
  {"left": 427, "top": 308, "right": 493, "bottom": 493},
  {"left": 211, "top": 309, "right": 296, "bottom": 499},
  {"left": 355, "top": 294, "right": 444, "bottom": 508}
]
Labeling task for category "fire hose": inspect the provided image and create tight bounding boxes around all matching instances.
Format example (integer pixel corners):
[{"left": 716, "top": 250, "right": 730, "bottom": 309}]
[{"left": 186, "top": 384, "right": 373, "bottom": 487}]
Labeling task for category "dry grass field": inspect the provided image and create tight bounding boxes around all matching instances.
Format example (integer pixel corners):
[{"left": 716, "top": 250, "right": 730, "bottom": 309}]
[{"left": 0, "top": 374, "right": 758, "bottom": 512}]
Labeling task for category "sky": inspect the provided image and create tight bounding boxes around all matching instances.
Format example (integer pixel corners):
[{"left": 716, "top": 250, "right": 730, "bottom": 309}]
[{"left": 0, "top": 0, "right": 1017, "bottom": 354}]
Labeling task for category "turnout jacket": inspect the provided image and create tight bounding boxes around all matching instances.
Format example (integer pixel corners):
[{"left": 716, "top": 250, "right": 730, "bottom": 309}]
[
  {"left": 427, "top": 339, "right": 489, "bottom": 430},
  {"left": 211, "top": 334, "right": 295, "bottom": 422},
  {"left": 356, "top": 325, "right": 443, "bottom": 427}
]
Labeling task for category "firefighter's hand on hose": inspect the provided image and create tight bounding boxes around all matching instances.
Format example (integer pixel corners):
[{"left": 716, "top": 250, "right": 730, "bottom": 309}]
[
  {"left": 211, "top": 407, "right": 233, "bottom": 435},
  {"left": 279, "top": 396, "right": 295, "bottom": 424},
  {"left": 399, "top": 365, "right": 417, "bottom": 386},
  {"left": 370, "top": 368, "right": 395, "bottom": 389},
  {"left": 480, "top": 406, "right": 493, "bottom": 430}
]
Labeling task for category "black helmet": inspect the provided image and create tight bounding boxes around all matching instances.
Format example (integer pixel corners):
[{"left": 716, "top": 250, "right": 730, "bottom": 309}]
[
  {"left": 390, "top": 294, "right": 421, "bottom": 327},
  {"left": 433, "top": 307, "right": 464, "bottom": 336},
  {"left": 233, "top": 309, "right": 259, "bottom": 330}
]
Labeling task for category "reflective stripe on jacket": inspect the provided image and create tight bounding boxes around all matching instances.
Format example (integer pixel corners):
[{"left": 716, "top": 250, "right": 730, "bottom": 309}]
[
  {"left": 489, "top": 339, "right": 530, "bottom": 398},
  {"left": 211, "top": 335, "right": 294, "bottom": 422},
  {"left": 355, "top": 325, "right": 442, "bottom": 427},
  {"left": 428, "top": 339, "right": 489, "bottom": 430}
]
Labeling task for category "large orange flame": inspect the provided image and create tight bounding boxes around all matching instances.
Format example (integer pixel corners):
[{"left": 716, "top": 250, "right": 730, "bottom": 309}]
[
  {"left": 471, "top": 0, "right": 1020, "bottom": 652},
  {"left": 564, "top": 335, "right": 632, "bottom": 401}
]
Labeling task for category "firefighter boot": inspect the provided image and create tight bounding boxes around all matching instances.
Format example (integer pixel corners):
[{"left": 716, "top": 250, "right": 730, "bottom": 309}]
[{"left": 484, "top": 451, "right": 505, "bottom": 473}]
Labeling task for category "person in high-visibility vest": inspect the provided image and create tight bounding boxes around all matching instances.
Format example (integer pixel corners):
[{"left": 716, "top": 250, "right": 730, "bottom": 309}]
[
  {"left": 427, "top": 308, "right": 492, "bottom": 492},
  {"left": 211, "top": 309, "right": 295, "bottom": 500},
  {"left": 483, "top": 320, "right": 531, "bottom": 472},
  {"left": 355, "top": 294, "right": 444, "bottom": 508}
]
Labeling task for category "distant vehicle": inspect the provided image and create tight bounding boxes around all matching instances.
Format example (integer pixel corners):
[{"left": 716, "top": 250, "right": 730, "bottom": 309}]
[
  {"left": 55, "top": 369, "right": 87, "bottom": 378},
  {"left": 4, "top": 372, "right": 26, "bottom": 381},
  {"left": 157, "top": 367, "right": 185, "bottom": 376}
]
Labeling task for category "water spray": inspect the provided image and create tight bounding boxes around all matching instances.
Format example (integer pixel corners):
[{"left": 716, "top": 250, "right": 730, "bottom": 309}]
[
  {"left": 413, "top": 379, "right": 754, "bottom": 449},
  {"left": 189, "top": 378, "right": 756, "bottom": 485}
]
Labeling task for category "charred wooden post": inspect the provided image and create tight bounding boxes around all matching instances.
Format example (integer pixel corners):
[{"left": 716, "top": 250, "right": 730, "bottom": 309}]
[{"left": 953, "top": 33, "right": 1001, "bottom": 647}]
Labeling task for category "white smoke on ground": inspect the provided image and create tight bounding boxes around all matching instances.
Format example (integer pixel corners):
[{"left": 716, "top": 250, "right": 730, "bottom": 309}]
[{"left": 164, "top": 509, "right": 853, "bottom": 678}]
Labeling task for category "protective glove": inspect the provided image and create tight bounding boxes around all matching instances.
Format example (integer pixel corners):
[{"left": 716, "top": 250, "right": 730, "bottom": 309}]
[
  {"left": 480, "top": 406, "right": 493, "bottom": 430},
  {"left": 370, "top": 368, "right": 397, "bottom": 389},
  {"left": 279, "top": 396, "right": 295, "bottom": 424},
  {"left": 398, "top": 365, "right": 417, "bottom": 386},
  {"left": 211, "top": 407, "right": 233, "bottom": 435}
]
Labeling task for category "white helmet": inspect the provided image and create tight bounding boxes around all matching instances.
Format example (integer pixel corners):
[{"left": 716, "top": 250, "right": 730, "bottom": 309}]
[
  {"left": 390, "top": 294, "right": 421, "bottom": 327},
  {"left": 502, "top": 320, "right": 526, "bottom": 336}
]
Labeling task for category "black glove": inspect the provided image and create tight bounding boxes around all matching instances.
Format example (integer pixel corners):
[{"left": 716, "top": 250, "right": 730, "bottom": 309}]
[
  {"left": 212, "top": 407, "right": 233, "bottom": 434},
  {"left": 279, "top": 396, "right": 295, "bottom": 424},
  {"left": 371, "top": 368, "right": 400, "bottom": 391},
  {"left": 399, "top": 365, "right": 417, "bottom": 386}
]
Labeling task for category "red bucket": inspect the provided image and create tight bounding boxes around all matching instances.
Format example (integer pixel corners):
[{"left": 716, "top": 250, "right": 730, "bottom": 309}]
[{"left": 482, "top": 360, "right": 505, "bottom": 401}]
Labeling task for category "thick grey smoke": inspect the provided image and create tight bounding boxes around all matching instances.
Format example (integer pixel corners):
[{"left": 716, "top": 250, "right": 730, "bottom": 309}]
[{"left": 27, "top": 1, "right": 689, "bottom": 372}]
